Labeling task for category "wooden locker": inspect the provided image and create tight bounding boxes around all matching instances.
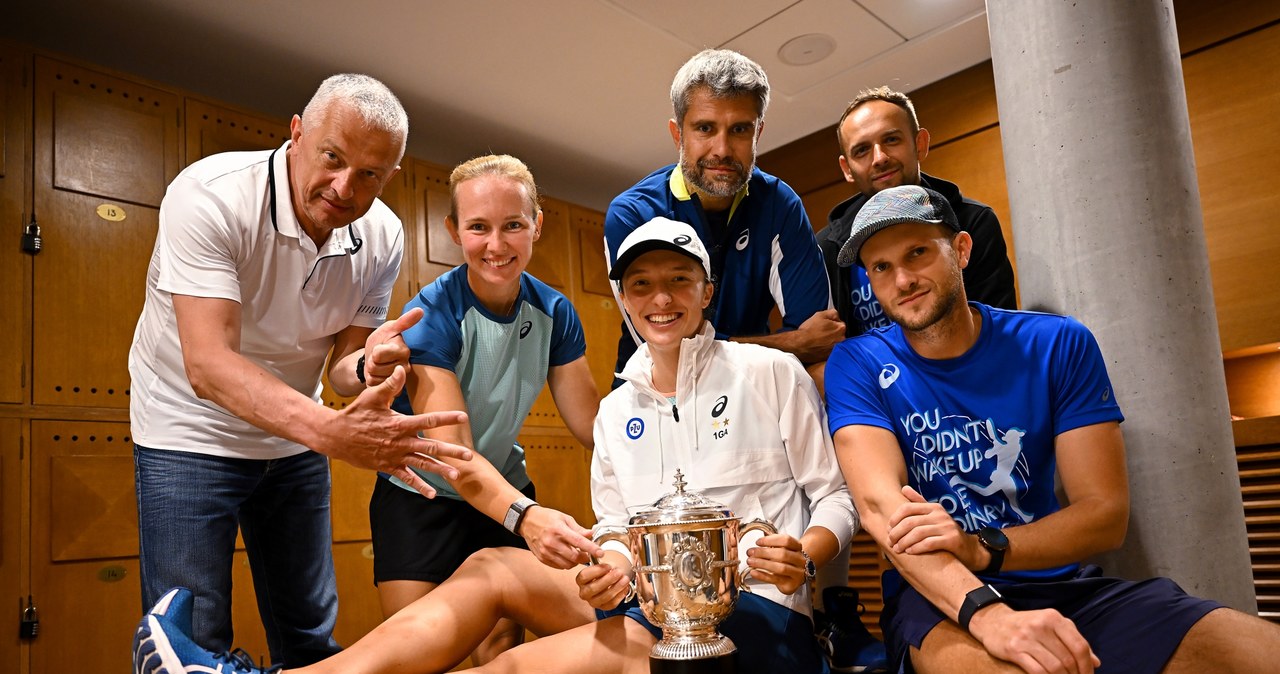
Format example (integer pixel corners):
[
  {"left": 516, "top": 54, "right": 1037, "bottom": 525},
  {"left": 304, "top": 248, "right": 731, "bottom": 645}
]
[
  {"left": 31, "top": 57, "right": 181, "bottom": 408},
  {"left": 520, "top": 432, "right": 593, "bottom": 527},
  {"left": 183, "top": 98, "right": 288, "bottom": 166},
  {"left": 0, "top": 45, "right": 30, "bottom": 404},
  {"left": 412, "top": 159, "right": 463, "bottom": 276},
  {"left": 0, "top": 419, "right": 23, "bottom": 673},
  {"left": 524, "top": 195, "right": 575, "bottom": 430},
  {"left": 29, "top": 420, "right": 138, "bottom": 671},
  {"left": 570, "top": 205, "right": 624, "bottom": 398}
]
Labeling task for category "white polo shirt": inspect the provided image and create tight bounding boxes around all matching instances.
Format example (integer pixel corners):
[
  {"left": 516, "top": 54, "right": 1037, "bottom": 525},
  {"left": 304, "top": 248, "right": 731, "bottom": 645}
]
[{"left": 128, "top": 141, "right": 403, "bottom": 459}]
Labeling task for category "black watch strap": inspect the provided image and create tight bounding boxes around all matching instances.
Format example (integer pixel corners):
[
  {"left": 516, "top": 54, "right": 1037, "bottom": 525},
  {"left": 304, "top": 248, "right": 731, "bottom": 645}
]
[
  {"left": 977, "top": 527, "right": 1008, "bottom": 576},
  {"left": 957, "top": 584, "right": 1005, "bottom": 632}
]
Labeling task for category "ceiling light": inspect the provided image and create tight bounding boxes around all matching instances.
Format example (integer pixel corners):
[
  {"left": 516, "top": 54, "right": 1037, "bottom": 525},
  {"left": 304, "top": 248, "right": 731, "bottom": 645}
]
[{"left": 777, "top": 33, "right": 836, "bottom": 66}]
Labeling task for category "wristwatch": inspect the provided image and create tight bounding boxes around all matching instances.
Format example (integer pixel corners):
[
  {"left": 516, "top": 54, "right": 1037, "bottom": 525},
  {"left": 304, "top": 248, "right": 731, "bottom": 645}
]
[
  {"left": 799, "top": 549, "right": 816, "bottom": 580},
  {"left": 503, "top": 497, "right": 538, "bottom": 535},
  {"left": 976, "top": 527, "right": 1009, "bottom": 576},
  {"left": 957, "top": 584, "right": 1005, "bottom": 632},
  {"left": 355, "top": 355, "right": 367, "bottom": 385}
]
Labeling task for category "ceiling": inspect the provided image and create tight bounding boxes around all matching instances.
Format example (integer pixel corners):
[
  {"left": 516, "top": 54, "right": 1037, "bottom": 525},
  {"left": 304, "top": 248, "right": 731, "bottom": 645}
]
[{"left": 6, "top": 0, "right": 992, "bottom": 210}]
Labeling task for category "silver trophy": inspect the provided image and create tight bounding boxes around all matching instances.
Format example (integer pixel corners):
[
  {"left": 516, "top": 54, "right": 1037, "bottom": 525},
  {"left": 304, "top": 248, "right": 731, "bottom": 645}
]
[{"left": 594, "top": 470, "right": 776, "bottom": 673}]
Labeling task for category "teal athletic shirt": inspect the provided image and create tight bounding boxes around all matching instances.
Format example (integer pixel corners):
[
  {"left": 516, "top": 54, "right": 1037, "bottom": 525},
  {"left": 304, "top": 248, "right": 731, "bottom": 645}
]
[{"left": 390, "top": 265, "right": 586, "bottom": 499}]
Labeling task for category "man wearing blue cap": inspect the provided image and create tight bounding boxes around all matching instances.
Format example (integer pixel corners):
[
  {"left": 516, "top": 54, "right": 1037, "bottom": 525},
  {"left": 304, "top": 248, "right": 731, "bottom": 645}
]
[{"left": 824, "top": 184, "right": 1279, "bottom": 673}]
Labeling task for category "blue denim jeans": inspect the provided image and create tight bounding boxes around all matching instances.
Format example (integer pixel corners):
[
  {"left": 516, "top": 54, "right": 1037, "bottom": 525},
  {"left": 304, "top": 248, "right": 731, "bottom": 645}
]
[{"left": 135, "top": 445, "right": 342, "bottom": 667}]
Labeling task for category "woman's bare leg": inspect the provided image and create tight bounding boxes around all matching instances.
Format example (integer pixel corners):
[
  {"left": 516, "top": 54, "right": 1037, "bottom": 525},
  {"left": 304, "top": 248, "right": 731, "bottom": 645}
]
[
  {"left": 292, "top": 547, "right": 593, "bottom": 674},
  {"left": 473, "top": 616, "right": 657, "bottom": 674}
]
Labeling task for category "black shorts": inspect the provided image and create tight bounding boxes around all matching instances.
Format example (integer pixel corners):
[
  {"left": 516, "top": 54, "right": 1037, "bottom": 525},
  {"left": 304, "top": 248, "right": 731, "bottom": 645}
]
[
  {"left": 881, "top": 565, "right": 1222, "bottom": 674},
  {"left": 368, "top": 477, "right": 535, "bottom": 585}
]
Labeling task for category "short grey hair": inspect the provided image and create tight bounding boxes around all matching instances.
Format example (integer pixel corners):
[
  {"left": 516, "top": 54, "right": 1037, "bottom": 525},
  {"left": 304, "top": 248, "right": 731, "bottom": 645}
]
[
  {"left": 670, "top": 49, "right": 770, "bottom": 126},
  {"left": 302, "top": 73, "right": 408, "bottom": 160}
]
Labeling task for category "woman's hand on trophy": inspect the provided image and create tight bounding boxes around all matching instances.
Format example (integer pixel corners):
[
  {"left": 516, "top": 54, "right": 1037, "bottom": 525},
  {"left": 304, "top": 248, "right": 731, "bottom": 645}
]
[
  {"left": 745, "top": 533, "right": 808, "bottom": 595},
  {"left": 521, "top": 506, "right": 603, "bottom": 569},
  {"left": 576, "top": 553, "right": 634, "bottom": 610}
]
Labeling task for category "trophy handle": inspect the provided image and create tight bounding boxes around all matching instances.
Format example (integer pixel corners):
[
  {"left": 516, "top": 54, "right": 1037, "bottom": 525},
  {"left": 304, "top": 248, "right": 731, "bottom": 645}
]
[
  {"left": 589, "top": 526, "right": 637, "bottom": 602},
  {"left": 737, "top": 518, "right": 778, "bottom": 590}
]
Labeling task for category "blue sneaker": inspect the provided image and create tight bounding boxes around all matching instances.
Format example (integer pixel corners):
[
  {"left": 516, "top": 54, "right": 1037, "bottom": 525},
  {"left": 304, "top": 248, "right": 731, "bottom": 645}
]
[
  {"left": 815, "top": 587, "right": 889, "bottom": 673},
  {"left": 133, "top": 587, "right": 278, "bottom": 674}
]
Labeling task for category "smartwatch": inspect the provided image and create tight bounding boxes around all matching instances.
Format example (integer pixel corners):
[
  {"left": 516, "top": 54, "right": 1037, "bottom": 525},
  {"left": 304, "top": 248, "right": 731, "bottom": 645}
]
[
  {"left": 976, "top": 527, "right": 1009, "bottom": 575},
  {"left": 503, "top": 497, "right": 538, "bottom": 535},
  {"left": 355, "top": 355, "right": 367, "bottom": 385},
  {"left": 957, "top": 584, "right": 1005, "bottom": 632},
  {"left": 799, "top": 549, "right": 817, "bottom": 580}
]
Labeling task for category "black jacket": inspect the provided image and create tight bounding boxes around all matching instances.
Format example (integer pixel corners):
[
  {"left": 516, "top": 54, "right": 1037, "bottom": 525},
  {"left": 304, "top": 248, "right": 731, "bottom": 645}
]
[{"left": 816, "top": 173, "right": 1018, "bottom": 337}]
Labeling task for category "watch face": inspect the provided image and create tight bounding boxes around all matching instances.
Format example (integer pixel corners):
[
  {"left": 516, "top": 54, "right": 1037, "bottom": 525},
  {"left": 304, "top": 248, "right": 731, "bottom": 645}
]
[{"left": 980, "top": 527, "right": 1009, "bottom": 551}]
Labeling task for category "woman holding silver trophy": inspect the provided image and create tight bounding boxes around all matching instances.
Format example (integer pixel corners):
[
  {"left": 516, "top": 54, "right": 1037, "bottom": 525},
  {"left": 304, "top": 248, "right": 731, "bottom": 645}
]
[{"left": 132, "top": 216, "right": 857, "bottom": 674}]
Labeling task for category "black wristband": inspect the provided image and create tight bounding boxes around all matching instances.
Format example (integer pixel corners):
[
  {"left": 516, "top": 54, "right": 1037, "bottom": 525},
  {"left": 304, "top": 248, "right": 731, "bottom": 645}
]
[
  {"left": 355, "top": 355, "right": 367, "bottom": 384},
  {"left": 957, "top": 584, "right": 1005, "bottom": 632}
]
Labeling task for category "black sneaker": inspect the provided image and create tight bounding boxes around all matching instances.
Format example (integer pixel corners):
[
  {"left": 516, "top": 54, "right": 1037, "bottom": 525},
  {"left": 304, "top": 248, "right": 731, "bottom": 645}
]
[{"left": 815, "top": 586, "right": 889, "bottom": 673}]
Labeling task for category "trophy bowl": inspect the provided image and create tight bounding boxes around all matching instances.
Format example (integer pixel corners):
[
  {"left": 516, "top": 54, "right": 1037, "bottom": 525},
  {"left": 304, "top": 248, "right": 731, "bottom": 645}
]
[{"left": 594, "top": 470, "right": 776, "bottom": 666}]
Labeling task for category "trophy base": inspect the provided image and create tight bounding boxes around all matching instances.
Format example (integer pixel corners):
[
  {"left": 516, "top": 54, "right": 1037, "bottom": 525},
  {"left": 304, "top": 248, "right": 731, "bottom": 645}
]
[{"left": 649, "top": 652, "right": 735, "bottom": 674}]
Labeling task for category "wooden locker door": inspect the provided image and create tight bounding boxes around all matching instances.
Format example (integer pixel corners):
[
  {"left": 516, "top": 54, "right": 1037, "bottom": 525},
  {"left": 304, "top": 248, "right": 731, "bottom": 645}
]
[
  {"left": 184, "top": 98, "right": 288, "bottom": 165},
  {"left": 570, "top": 205, "right": 624, "bottom": 398},
  {"left": 29, "top": 420, "right": 139, "bottom": 672},
  {"left": 32, "top": 58, "right": 180, "bottom": 408},
  {"left": 0, "top": 419, "right": 23, "bottom": 673},
  {"left": 524, "top": 196, "right": 575, "bottom": 431},
  {"left": 411, "top": 159, "right": 461, "bottom": 286},
  {"left": 0, "top": 46, "right": 30, "bottom": 403},
  {"left": 520, "top": 433, "right": 593, "bottom": 527}
]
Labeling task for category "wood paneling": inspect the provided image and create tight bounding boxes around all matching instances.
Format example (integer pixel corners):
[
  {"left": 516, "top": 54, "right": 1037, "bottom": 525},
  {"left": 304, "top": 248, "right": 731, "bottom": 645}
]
[
  {"left": 0, "top": 419, "right": 22, "bottom": 673},
  {"left": 32, "top": 58, "right": 180, "bottom": 408},
  {"left": 1225, "top": 351, "right": 1280, "bottom": 420},
  {"left": 380, "top": 163, "right": 417, "bottom": 318},
  {"left": 1236, "top": 428, "right": 1280, "bottom": 624},
  {"left": 0, "top": 46, "right": 29, "bottom": 404},
  {"left": 414, "top": 160, "right": 464, "bottom": 270},
  {"left": 571, "top": 206, "right": 624, "bottom": 397},
  {"left": 520, "top": 433, "right": 593, "bottom": 527},
  {"left": 330, "top": 459, "right": 375, "bottom": 543},
  {"left": 1174, "top": 0, "right": 1280, "bottom": 54},
  {"left": 526, "top": 195, "right": 570, "bottom": 290},
  {"left": 1183, "top": 23, "right": 1280, "bottom": 352},
  {"left": 183, "top": 98, "right": 288, "bottom": 164},
  {"left": 29, "top": 420, "right": 137, "bottom": 672}
]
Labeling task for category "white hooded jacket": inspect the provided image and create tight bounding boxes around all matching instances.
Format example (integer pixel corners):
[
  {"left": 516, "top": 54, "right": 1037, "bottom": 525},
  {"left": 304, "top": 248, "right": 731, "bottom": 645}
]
[{"left": 591, "top": 322, "right": 858, "bottom": 616}]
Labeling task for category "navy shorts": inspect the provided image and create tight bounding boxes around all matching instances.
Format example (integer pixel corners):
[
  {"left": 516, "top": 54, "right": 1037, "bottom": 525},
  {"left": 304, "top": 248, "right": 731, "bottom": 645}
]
[
  {"left": 596, "top": 592, "right": 830, "bottom": 674},
  {"left": 881, "top": 565, "right": 1222, "bottom": 674},
  {"left": 369, "top": 477, "right": 534, "bottom": 584}
]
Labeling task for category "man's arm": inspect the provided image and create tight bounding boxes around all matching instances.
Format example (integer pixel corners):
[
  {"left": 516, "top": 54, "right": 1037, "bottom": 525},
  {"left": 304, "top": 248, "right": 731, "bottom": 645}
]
[
  {"left": 887, "top": 422, "right": 1129, "bottom": 573},
  {"left": 834, "top": 424, "right": 1099, "bottom": 672},
  {"left": 731, "top": 309, "right": 845, "bottom": 363},
  {"left": 731, "top": 192, "right": 844, "bottom": 362},
  {"left": 406, "top": 363, "right": 603, "bottom": 569},
  {"left": 962, "top": 207, "right": 1018, "bottom": 310},
  {"left": 173, "top": 294, "right": 472, "bottom": 494}
]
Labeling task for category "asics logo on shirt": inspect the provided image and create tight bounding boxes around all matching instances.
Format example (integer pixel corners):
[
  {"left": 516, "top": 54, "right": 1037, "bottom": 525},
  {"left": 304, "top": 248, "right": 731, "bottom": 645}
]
[
  {"left": 735, "top": 231, "right": 749, "bottom": 250},
  {"left": 879, "top": 363, "right": 901, "bottom": 389},
  {"left": 711, "top": 395, "right": 728, "bottom": 418},
  {"left": 519, "top": 321, "right": 532, "bottom": 338}
]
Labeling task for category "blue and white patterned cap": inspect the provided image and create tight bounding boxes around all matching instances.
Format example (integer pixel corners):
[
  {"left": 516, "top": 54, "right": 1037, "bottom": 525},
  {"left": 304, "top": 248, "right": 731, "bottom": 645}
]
[{"left": 836, "top": 185, "right": 959, "bottom": 267}]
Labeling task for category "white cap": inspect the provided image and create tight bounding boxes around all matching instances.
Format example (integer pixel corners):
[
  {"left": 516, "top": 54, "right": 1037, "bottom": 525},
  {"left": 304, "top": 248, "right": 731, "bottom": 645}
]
[{"left": 609, "top": 217, "right": 712, "bottom": 281}]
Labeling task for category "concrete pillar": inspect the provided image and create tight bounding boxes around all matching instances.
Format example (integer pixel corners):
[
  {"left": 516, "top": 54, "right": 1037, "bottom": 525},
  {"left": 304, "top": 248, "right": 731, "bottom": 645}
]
[{"left": 986, "top": 0, "right": 1255, "bottom": 611}]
